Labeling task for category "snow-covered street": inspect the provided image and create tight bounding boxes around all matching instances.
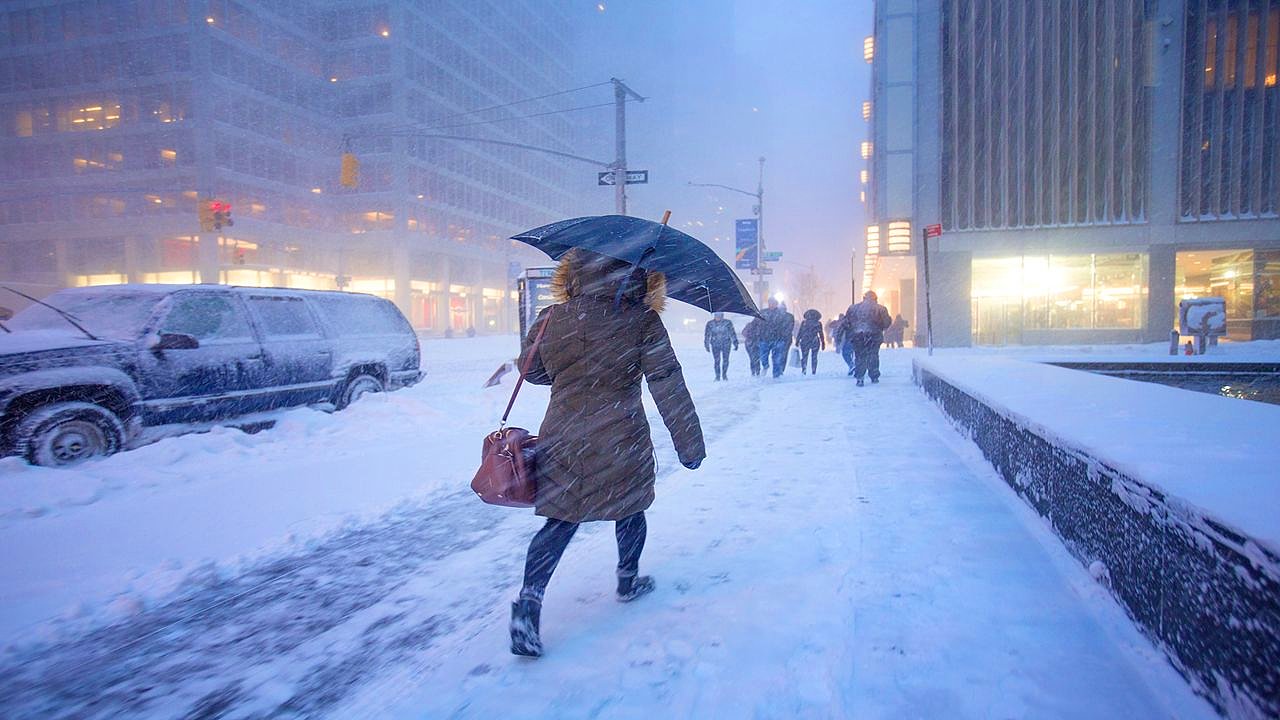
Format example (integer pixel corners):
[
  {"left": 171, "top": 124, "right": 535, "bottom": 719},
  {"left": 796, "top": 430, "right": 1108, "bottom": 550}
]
[{"left": 0, "top": 336, "right": 1216, "bottom": 718}]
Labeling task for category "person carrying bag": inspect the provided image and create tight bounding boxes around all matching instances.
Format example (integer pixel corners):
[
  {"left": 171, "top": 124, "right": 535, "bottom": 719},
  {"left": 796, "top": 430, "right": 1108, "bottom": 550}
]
[{"left": 504, "top": 248, "right": 705, "bottom": 658}]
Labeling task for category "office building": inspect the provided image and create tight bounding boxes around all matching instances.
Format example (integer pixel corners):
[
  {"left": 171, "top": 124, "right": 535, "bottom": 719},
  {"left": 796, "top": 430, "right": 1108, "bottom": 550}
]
[
  {"left": 862, "top": 0, "right": 1280, "bottom": 345},
  {"left": 0, "top": 0, "right": 582, "bottom": 332}
]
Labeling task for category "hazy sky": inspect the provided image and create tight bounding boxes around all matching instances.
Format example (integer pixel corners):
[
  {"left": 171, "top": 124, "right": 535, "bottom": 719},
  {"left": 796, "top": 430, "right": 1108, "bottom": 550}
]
[{"left": 565, "top": 0, "right": 872, "bottom": 307}]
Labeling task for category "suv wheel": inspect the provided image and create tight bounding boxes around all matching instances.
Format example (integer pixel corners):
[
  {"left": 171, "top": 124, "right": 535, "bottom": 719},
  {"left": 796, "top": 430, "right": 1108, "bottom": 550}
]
[
  {"left": 19, "top": 402, "right": 125, "bottom": 467},
  {"left": 336, "top": 373, "right": 384, "bottom": 409}
]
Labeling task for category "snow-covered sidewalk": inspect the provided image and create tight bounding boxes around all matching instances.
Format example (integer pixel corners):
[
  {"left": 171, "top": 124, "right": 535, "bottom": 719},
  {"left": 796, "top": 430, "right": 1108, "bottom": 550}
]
[
  {"left": 0, "top": 344, "right": 1215, "bottom": 718},
  {"left": 337, "top": 351, "right": 1212, "bottom": 719}
]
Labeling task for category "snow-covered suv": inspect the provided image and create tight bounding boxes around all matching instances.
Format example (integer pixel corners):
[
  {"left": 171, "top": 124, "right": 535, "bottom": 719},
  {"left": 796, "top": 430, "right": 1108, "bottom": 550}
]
[{"left": 0, "top": 285, "right": 422, "bottom": 466}]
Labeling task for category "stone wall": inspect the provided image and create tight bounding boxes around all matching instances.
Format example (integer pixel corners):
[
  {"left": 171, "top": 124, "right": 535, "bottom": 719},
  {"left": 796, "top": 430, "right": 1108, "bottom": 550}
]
[{"left": 915, "top": 363, "right": 1279, "bottom": 718}]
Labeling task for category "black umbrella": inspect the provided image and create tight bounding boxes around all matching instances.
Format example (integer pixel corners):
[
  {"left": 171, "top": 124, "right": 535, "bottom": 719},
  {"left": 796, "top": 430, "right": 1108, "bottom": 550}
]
[{"left": 511, "top": 214, "right": 760, "bottom": 317}]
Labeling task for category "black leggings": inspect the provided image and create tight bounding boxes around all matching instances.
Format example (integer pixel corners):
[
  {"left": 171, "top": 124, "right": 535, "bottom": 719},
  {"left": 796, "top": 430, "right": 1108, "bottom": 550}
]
[{"left": 519, "top": 511, "right": 647, "bottom": 603}]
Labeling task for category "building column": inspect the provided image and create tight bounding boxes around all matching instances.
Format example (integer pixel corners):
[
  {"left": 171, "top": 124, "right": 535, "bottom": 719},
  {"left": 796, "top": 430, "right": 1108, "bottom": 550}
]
[
  {"left": 435, "top": 255, "right": 452, "bottom": 335},
  {"left": 54, "top": 239, "right": 73, "bottom": 288},
  {"left": 197, "top": 232, "right": 219, "bottom": 284},
  {"left": 124, "top": 237, "right": 145, "bottom": 283},
  {"left": 1147, "top": 245, "right": 1176, "bottom": 341}
]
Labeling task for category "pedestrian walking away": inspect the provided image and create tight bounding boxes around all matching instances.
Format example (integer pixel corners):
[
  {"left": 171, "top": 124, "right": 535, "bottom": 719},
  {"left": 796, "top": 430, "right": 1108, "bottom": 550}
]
[
  {"left": 796, "top": 309, "right": 825, "bottom": 375},
  {"left": 510, "top": 249, "right": 706, "bottom": 657},
  {"left": 885, "top": 313, "right": 908, "bottom": 348},
  {"left": 742, "top": 317, "right": 763, "bottom": 376},
  {"left": 758, "top": 298, "right": 796, "bottom": 378},
  {"left": 843, "top": 290, "right": 892, "bottom": 386},
  {"left": 704, "top": 312, "right": 738, "bottom": 381},
  {"left": 833, "top": 312, "right": 854, "bottom": 373}
]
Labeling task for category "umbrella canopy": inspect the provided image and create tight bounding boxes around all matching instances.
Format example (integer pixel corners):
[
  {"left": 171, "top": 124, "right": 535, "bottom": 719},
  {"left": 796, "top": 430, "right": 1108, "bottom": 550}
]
[{"left": 512, "top": 215, "right": 760, "bottom": 317}]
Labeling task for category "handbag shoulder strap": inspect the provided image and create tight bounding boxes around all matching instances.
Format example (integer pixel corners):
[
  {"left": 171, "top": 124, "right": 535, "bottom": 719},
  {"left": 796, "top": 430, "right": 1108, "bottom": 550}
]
[{"left": 502, "top": 305, "right": 554, "bottom": 425}]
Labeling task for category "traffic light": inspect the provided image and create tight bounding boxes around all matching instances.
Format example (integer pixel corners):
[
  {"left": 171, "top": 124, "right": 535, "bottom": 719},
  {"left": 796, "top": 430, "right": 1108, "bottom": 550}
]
[
  {"left": 198, "top": 201, "right": 215, "bottom": 231},
  {"left": 340, "top": 152, "right": 359, "bottom": 188},
  {"left": 211, "top": 200, "right": 233, "bottom": 230}
]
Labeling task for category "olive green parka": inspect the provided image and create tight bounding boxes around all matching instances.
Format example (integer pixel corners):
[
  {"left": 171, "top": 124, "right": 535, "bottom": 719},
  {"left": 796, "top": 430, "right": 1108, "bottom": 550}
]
[{"left": 519, "top": 250, "right": 705, "bottom": 522}]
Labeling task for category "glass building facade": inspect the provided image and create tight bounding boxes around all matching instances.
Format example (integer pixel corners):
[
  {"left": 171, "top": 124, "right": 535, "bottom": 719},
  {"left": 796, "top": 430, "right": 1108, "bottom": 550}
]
[
  {"left": 864, "top": 0, "right": 1280, "bottom": 345},
  {"left": 0, "top": 0, "right": 582, "bottom": 332}
]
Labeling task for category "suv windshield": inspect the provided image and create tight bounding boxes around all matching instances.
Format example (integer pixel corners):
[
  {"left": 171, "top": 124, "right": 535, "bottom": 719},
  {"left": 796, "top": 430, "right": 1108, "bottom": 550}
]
[{"left": 8, "top": 291, "right": 163, "bottom": 340}]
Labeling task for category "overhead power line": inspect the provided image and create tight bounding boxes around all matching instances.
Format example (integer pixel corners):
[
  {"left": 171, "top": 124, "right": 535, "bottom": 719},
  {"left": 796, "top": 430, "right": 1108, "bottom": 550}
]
[{"left": 426, "top": 80, "right": 613, "bottom": 124}]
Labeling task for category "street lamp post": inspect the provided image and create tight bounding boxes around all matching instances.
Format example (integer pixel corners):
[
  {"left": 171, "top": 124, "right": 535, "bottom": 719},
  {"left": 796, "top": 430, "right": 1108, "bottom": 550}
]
[{"left": 688, "top": 157, "right": 768, "bottom": 303}]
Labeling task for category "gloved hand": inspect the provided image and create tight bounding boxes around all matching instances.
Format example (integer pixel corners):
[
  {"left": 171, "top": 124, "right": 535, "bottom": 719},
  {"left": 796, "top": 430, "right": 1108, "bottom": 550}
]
[{"left": 682, "top": 458, "right": 702, "bottom": 470}]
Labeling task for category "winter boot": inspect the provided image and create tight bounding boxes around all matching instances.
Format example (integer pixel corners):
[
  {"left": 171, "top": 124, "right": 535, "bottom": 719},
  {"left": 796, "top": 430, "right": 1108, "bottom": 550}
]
[
  {"left": 856, "top": 378, "right": 865, "bottom": 387},
  {"left": 616, "top": 575, "right": 656, "bottom": 602},
  {"left": 510, "top": 598, "right": 543, "bottom": 657},
  {"left": 871, "top": 376, "right": 879, "bottom": 384}
]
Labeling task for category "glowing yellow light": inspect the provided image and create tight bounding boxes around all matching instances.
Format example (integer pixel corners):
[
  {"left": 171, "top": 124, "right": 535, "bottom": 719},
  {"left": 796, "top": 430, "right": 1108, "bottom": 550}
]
[
  {"left": 206, "top": 16, "right": 215, "bottom": 23},
  {"left": 861, "top": 141, "right": 873, "bottom": 159},
  {"left": 863, "top": 36, "right": 874, "bottom": 62},
  {"left": 379, "top": 29, "right": 390, "bottom": 37},
  {"left": 862, "top": 100, "right": 872, "bottom": 121},
  {"left": 886, "top": 220, "right": 912, "bottom": 254},
  {"left": 311, "top": 187, "right": 323, "bottom": 194}
]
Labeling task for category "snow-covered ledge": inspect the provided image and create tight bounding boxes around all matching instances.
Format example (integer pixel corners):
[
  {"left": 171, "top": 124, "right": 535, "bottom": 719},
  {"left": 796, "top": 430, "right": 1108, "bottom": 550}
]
[{"left": 914, "top": 356, "right": 1279, "bottom": 719}]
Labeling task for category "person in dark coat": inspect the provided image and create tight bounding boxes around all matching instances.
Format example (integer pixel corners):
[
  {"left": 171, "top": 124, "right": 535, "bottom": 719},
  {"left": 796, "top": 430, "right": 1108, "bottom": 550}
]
[
  {"left": 885, "top": 314, "right": 908, "bottom": 348},
  {"left": 742, "top": 317, "right": 763, "bottom": 376},
  {"left": 832, "top": 312, "right": 854, "bottom": 372},
  {"left": 511, "top": 249, "right": 706, "bottom": 657},
  {"left": 843, "top": 290, "right": 892, "bottom": 386},
  {"left": 758, "top": 298, "right": 795, "bottom": 378},
  {"left": 795, "top": 309, "right": 825, "bottom": 375},
  {"left": 703, "top": 312, "right": 738, "bottom": 381}
]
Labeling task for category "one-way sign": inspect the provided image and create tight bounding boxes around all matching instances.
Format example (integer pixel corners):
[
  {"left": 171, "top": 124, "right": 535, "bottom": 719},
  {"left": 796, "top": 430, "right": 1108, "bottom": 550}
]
[{"left": 598, "top": 170, "right": 649, "bottom": 186}]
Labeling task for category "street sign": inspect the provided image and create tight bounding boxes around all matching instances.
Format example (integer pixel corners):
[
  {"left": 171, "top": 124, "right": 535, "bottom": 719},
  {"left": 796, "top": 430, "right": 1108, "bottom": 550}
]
[
  {"left": 734, "top": 219, "right": 759, "bottom": 270},
  {"left": 597, "top": 170, "right": 649, "bottom": 186},
  {"left": 924, "top": 223, "right": 943, "bottom": 239},
  {"left": 761, "top": 251, "right": 783, "bottom": 262},
  {"left": 751, "top": 267, "right": 773, "bottom": 275}
]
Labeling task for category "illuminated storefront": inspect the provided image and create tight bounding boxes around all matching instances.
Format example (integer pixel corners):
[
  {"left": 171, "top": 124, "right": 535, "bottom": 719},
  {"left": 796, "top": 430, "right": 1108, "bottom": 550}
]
[{"left": 971, "top": 254, "right": 1148, "bottom": 345}]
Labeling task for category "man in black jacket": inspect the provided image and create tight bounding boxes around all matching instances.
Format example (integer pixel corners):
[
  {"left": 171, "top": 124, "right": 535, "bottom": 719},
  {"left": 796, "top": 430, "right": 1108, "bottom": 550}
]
[
  {"left": 759, "top": 298, "right": 795, "bottom": 378},
  {"left": 703, "top": 313, "right": 738, "bottom": 381},
  {"left": 843, "top": 290, "right": 892, "bottom": 386}
]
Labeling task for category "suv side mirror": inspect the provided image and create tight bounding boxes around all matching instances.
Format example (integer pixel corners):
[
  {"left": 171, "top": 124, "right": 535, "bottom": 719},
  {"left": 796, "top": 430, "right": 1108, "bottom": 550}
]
[
  {"left": 155, "top": 332, "right": 200, "bottom": 350},
  {"left": 0, "top": 307, "right": 12, "bottom": 321}
]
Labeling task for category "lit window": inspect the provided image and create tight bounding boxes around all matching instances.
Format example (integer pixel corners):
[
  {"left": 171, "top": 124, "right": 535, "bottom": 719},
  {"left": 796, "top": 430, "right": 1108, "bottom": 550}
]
[
  {"left": 865, "top": 225, "right": 880, "bottom": 255},
  {"left": 860, "top": 169, "right": 869, "bottom": 184},
  {"left": 861, "top": 101, "right": 871, "bottom": 121},
  {"left": 860, "top": 141, "right": 873, "bottom": 159},
  {"left": 863, "top": 36, "right": 874, "bottom": 63},
  {"left": 160, "top": 149, "right": 177, "bottom": 163},
  {"left": 886, "top": 220, "right": 911, "bottom": 254},
  {"left": 63, "top": 102, "right": 121, "bottom": 132}
]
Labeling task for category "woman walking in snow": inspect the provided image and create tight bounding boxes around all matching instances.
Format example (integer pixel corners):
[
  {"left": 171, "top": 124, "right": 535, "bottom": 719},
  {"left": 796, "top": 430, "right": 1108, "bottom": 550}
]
[
  {"left": 796, "top": 309, "right": 825, "bottom": 375},
  {"left": 510, "top": 249, "right": 706, "bottom": 657}
]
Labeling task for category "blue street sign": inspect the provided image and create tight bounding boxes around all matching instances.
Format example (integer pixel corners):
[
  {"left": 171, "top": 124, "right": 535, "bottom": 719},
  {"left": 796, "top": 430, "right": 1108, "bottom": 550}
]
[{"left": 734, "top": 218, "right": 759, "bottom": 270}]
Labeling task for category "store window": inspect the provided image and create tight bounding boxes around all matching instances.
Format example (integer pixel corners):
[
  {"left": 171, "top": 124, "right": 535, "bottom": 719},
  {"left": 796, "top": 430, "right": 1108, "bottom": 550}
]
[{"left": 972, "top": 253, "right": 1148, "bottom": 343}]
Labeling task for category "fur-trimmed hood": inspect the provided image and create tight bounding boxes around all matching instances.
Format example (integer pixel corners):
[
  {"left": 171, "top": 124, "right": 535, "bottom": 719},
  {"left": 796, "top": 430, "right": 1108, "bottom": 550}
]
[{"left": 549, "top": 249, "right": 667, "bottom": 313}]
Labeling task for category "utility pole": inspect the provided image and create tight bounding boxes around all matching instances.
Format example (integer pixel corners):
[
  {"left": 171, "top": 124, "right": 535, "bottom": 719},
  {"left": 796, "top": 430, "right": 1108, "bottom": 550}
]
[{"left": 611, "top": 78, "right": 644, "bottom": 215}]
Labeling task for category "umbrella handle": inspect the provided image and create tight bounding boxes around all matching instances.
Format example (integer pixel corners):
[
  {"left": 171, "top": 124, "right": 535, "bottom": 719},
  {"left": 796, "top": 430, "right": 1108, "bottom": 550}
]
[{"left": 661, "top": 210, "right": 671, "bottom": 226}]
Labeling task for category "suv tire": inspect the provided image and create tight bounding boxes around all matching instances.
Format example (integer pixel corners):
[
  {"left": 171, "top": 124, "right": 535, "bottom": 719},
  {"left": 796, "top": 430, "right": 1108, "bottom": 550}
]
[
  {"left": 336, "top": 373, "right": 384, "bottom": 410},
  {"left": 19, "top": 402, "right": 125, "bottom": 467}
]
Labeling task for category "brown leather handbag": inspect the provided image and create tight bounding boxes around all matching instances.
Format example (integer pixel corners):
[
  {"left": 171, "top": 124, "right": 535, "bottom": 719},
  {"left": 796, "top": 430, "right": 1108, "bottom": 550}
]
[{"left": 470, "top": 309, "right": 552, "bottom": 508}]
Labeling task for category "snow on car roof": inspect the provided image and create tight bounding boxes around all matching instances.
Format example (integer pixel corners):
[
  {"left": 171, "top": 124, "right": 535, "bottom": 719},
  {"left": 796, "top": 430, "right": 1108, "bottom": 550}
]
[{"left": 49, "top": 284, "right": 387, "bottom": 302}]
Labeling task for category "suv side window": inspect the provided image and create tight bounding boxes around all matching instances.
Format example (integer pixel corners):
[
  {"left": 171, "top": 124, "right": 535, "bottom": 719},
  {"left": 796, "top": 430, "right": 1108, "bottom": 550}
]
[
  {"left": 247, "top": 296, "right": 321, "bottom": 338},
  {"left": 160, "top": 294, "right": 253, "bottom": 342}
]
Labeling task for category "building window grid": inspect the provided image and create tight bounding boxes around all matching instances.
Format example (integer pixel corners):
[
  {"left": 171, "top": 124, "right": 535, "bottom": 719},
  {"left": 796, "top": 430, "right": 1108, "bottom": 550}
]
[
  {"left": 1181, "top": 0, "right": 1280, "bottom": 220},
  {"left": 942, "top": 0, "right": 1149, "bottom": 232}
]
